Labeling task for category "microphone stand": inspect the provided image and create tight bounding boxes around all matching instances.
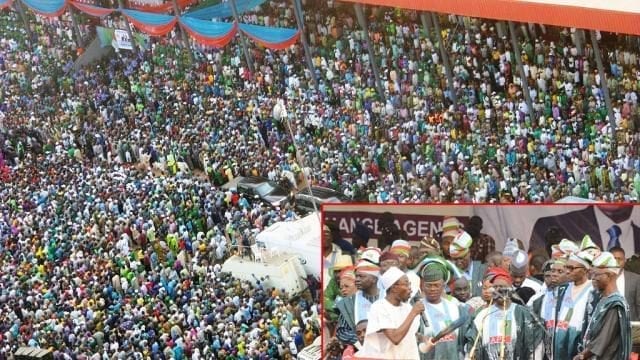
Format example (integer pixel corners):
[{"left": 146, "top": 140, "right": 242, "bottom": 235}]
[
  {"left": 468, "top": 297, "right": 494, "bottom": 360},
  {"left": 500, "top": 299, "right": 507, "bottom": 360}
]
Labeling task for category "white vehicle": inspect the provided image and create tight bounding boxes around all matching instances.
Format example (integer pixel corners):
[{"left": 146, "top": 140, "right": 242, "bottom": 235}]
[
  {"left": 297, "top": 336, "right": 322, "bottom": 360},
  {"left": 255, "top": 212, "right": 321, "bottom": 278},
  {"left": 221, "top": 250, "right": 309, "bottom": 296}
]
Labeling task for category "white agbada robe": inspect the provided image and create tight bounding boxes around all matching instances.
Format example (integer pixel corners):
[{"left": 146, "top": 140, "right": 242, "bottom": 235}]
[{"left": 357, "top": 298, "right": 420, "bottom": 359}]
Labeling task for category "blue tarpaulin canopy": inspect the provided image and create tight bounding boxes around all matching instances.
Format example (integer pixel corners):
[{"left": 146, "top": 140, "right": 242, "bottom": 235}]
[
  {"left": 179, "top": 16, "right": 237, "bottom": 47},
  {"left": 184, "top": 0, "right": 266, "bottom": 20},
  {"left": 21, "top": 0, "right": 66, "bottom": 16},
  {"left": 239, "top": 23, "right": 299, "bottom": 50},
  {"left": 8, "top": 0, "right": 300, "bottom": 49},
  {"left": 0, "top": 0, "right": 14, "bottom": 9}
]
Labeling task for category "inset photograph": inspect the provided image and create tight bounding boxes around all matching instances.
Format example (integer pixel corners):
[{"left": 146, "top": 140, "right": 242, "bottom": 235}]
[{"left": 322, "top": 204, "right": 640, "bottom": 359}]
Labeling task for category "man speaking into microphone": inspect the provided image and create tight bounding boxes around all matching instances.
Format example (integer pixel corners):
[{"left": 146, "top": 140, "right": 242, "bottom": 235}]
[
  {"left": 356, "top": 266, "right": 425, "bottom": 359},
  {"left": 469, "top": 267, "right": 545, "bottom": 360}
]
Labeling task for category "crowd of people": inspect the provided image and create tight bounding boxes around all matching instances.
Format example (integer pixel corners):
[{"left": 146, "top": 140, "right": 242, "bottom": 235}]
[
  {"left": 0, "top": 3, "right": 328, "bottom": 359},
  {"left": 323, "top": 214, "right": 635, "bottom": 359},
  {"left": 1, "top": 0, "right": 640, "bottom": 358},
  {"left": 2, "top": 1, "right": 640, "bottom": 206}
]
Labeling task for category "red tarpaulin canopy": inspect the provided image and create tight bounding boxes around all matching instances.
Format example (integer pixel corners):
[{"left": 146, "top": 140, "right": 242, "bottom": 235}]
[{"left": 338, "top": 0, "right": 640, "bottom": 35}]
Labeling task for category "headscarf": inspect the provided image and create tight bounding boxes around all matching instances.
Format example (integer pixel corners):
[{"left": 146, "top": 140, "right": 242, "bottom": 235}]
[
  {"left": 568, "top": 249, "right": 595, "bottom": 269},
  {"left": 442, "top": 216, "right": 462, "bottom": 238},
  {"left": 355, "top": 259, "right": 380, "bottom": 278},
  {"left": 449, "top": 231, "right": 472, "bottom": 258},
  {"left": 414, "top": 256, "right": 459, "bottom": 283},
  {"left": 551, "top": 238, "right": 579, "bottom": 259},
  {"left": 389, "top": 239, "right": 411, "bottom": 257},
  {"left": 580, "top": 235, "right": 601, "bottom": 258},
  {"left": 420, "top": 236, "right": 441, "bottom": 253},
  {"left": 339, "top": 266, "right": 356, "bottom": 281},
  {"left": 420, "top": 261, "right": 449, "bottom": 282},
  {"left": 485, "top": 267, "right": 513, "bottom": 285},
  {"left": 592, "top": 251, "right": 620, "bottom": 275},
  {"left": 332, "top": 254, "right": 353, "bottom": 271}
]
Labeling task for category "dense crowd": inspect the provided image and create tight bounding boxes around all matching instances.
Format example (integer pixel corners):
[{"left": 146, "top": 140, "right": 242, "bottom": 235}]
[
  {"left": 1, "top": 2, "right": 640, "bottom": 205},
  {"left": 1, "top": 0, "right": 640, "bottom": 358},
  {"left": 0, "top": 4, "right": 326, "bottom": 359}
]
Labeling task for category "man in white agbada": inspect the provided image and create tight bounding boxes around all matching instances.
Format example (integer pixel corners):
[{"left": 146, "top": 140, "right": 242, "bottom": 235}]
[
  {"left": 116, "top": 233, "right": 130, "bottom": 256},
  {"left": 357, "top": 266, "right": 425, "bottom": 359},
  {"left": 216, "top": 240, "right": 226, "bottom": 260},
  {"left": 549, "top": 248, "right": 596, "bottom": 359}
]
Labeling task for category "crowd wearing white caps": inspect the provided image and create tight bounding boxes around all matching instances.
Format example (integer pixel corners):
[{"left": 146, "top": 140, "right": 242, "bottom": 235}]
[
  {"left": 0, "top": 8, "right": 326, "bottom": 360},
  {"left": 324, "top": 215, "right": 633, "bottom": 359},
  {"left": 2, "top": 3, "right": 640, "bottom": 208},
  {"left": 1, "top": 0, "right": 640, "bottom": 358}
]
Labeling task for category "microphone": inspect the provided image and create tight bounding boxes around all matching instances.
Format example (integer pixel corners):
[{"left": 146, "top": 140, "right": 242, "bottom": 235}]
[
  {"left": 410, "top": 291, "right": 429, "bottom": 327},
  {"left": 492, "top": 286, "right": 513, "bottom": 301},
  {"left": 469, "top": 297, "right": 495, "bottom": 360}
]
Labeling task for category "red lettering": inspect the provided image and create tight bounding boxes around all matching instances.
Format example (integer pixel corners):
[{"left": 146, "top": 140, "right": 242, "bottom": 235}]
[
  {"left": 545, "top": 320, "right": 555, "bottom": 329},
  {"left": 544, "top": 320, "right": 569, "bottom": 330},
  {"left": 436, "top": 334, "right": 457, "bottom": 343},
  {"left": 489, "top": 336, "right": 512, "bottom": 344}
]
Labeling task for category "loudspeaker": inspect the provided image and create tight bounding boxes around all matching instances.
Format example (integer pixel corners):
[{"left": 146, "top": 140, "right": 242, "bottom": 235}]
[{"left": 13, "top": 347, "right": 53, "bottom": 360}]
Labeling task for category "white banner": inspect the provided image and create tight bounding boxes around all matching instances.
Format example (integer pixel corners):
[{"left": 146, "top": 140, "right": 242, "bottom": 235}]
[
  {"left": 324, "top": 205, "right": 640, "bottom": 256},
  {"left": 113, "top": 29, "right": 133, "bottom": 50}
]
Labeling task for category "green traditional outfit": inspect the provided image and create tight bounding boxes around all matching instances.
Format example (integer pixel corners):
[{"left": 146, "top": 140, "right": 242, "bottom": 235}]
[
  {"left": 417, "top": 260, "right": 474, "bottom": 360},
  {"left": 550, "top": 281, "right": 594, "bottom": 358},
  {"left": 531, "top": 286, "right": 561, "bottom": 360},
  {"left": 420, "top": 298, "right": 474, "bottom": 360},
  {"left": 471, "top": 302, "right": 545, "bottom": 360},
  {"left": 580, "top": 292, "right": 631, "bottom": 360},
  {"left": 335, "top": 290, "right": 380, "bottom": 346},
  {"left": 323, "top": 275, "right": 340, "bottom": 322}
]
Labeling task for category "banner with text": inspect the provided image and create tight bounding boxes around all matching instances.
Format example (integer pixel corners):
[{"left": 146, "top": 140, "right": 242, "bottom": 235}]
[
  {"left": 323, "top": 205, "right": 640, "bottom": 255},
  {"left": 96, "top": 27, "right": 149, "bottom": 50}
]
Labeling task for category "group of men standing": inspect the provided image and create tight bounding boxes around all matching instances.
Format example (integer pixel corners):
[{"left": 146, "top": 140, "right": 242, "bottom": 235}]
[{"left": 324, "top": 216, "right": 634, "bottom": 359}]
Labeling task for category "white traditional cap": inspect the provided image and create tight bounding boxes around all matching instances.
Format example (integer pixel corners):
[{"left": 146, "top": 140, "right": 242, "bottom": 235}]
[
  {"left": 442, "top": 216, "right": 462, "bottom": 238},
  {"left": 380, "top": 266, "right": 406, "bottom": 289},
  {"left": 510, "top": 250, "right": 529, "bottom": 274},
  {"left": 568, "top": 249, "right": 595, "bottom": 269},
  {"left": 359, "top": 247, "right": 382, "bottom": 265},
  {"left": 503, "top": 238, "right": 520, "bottom": 258},
  {"left": 449, "top": 231, "right": 473, "bottom": 258},
  {"left": 592, "top": 251, "right": 620, "bottom": 275}
]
